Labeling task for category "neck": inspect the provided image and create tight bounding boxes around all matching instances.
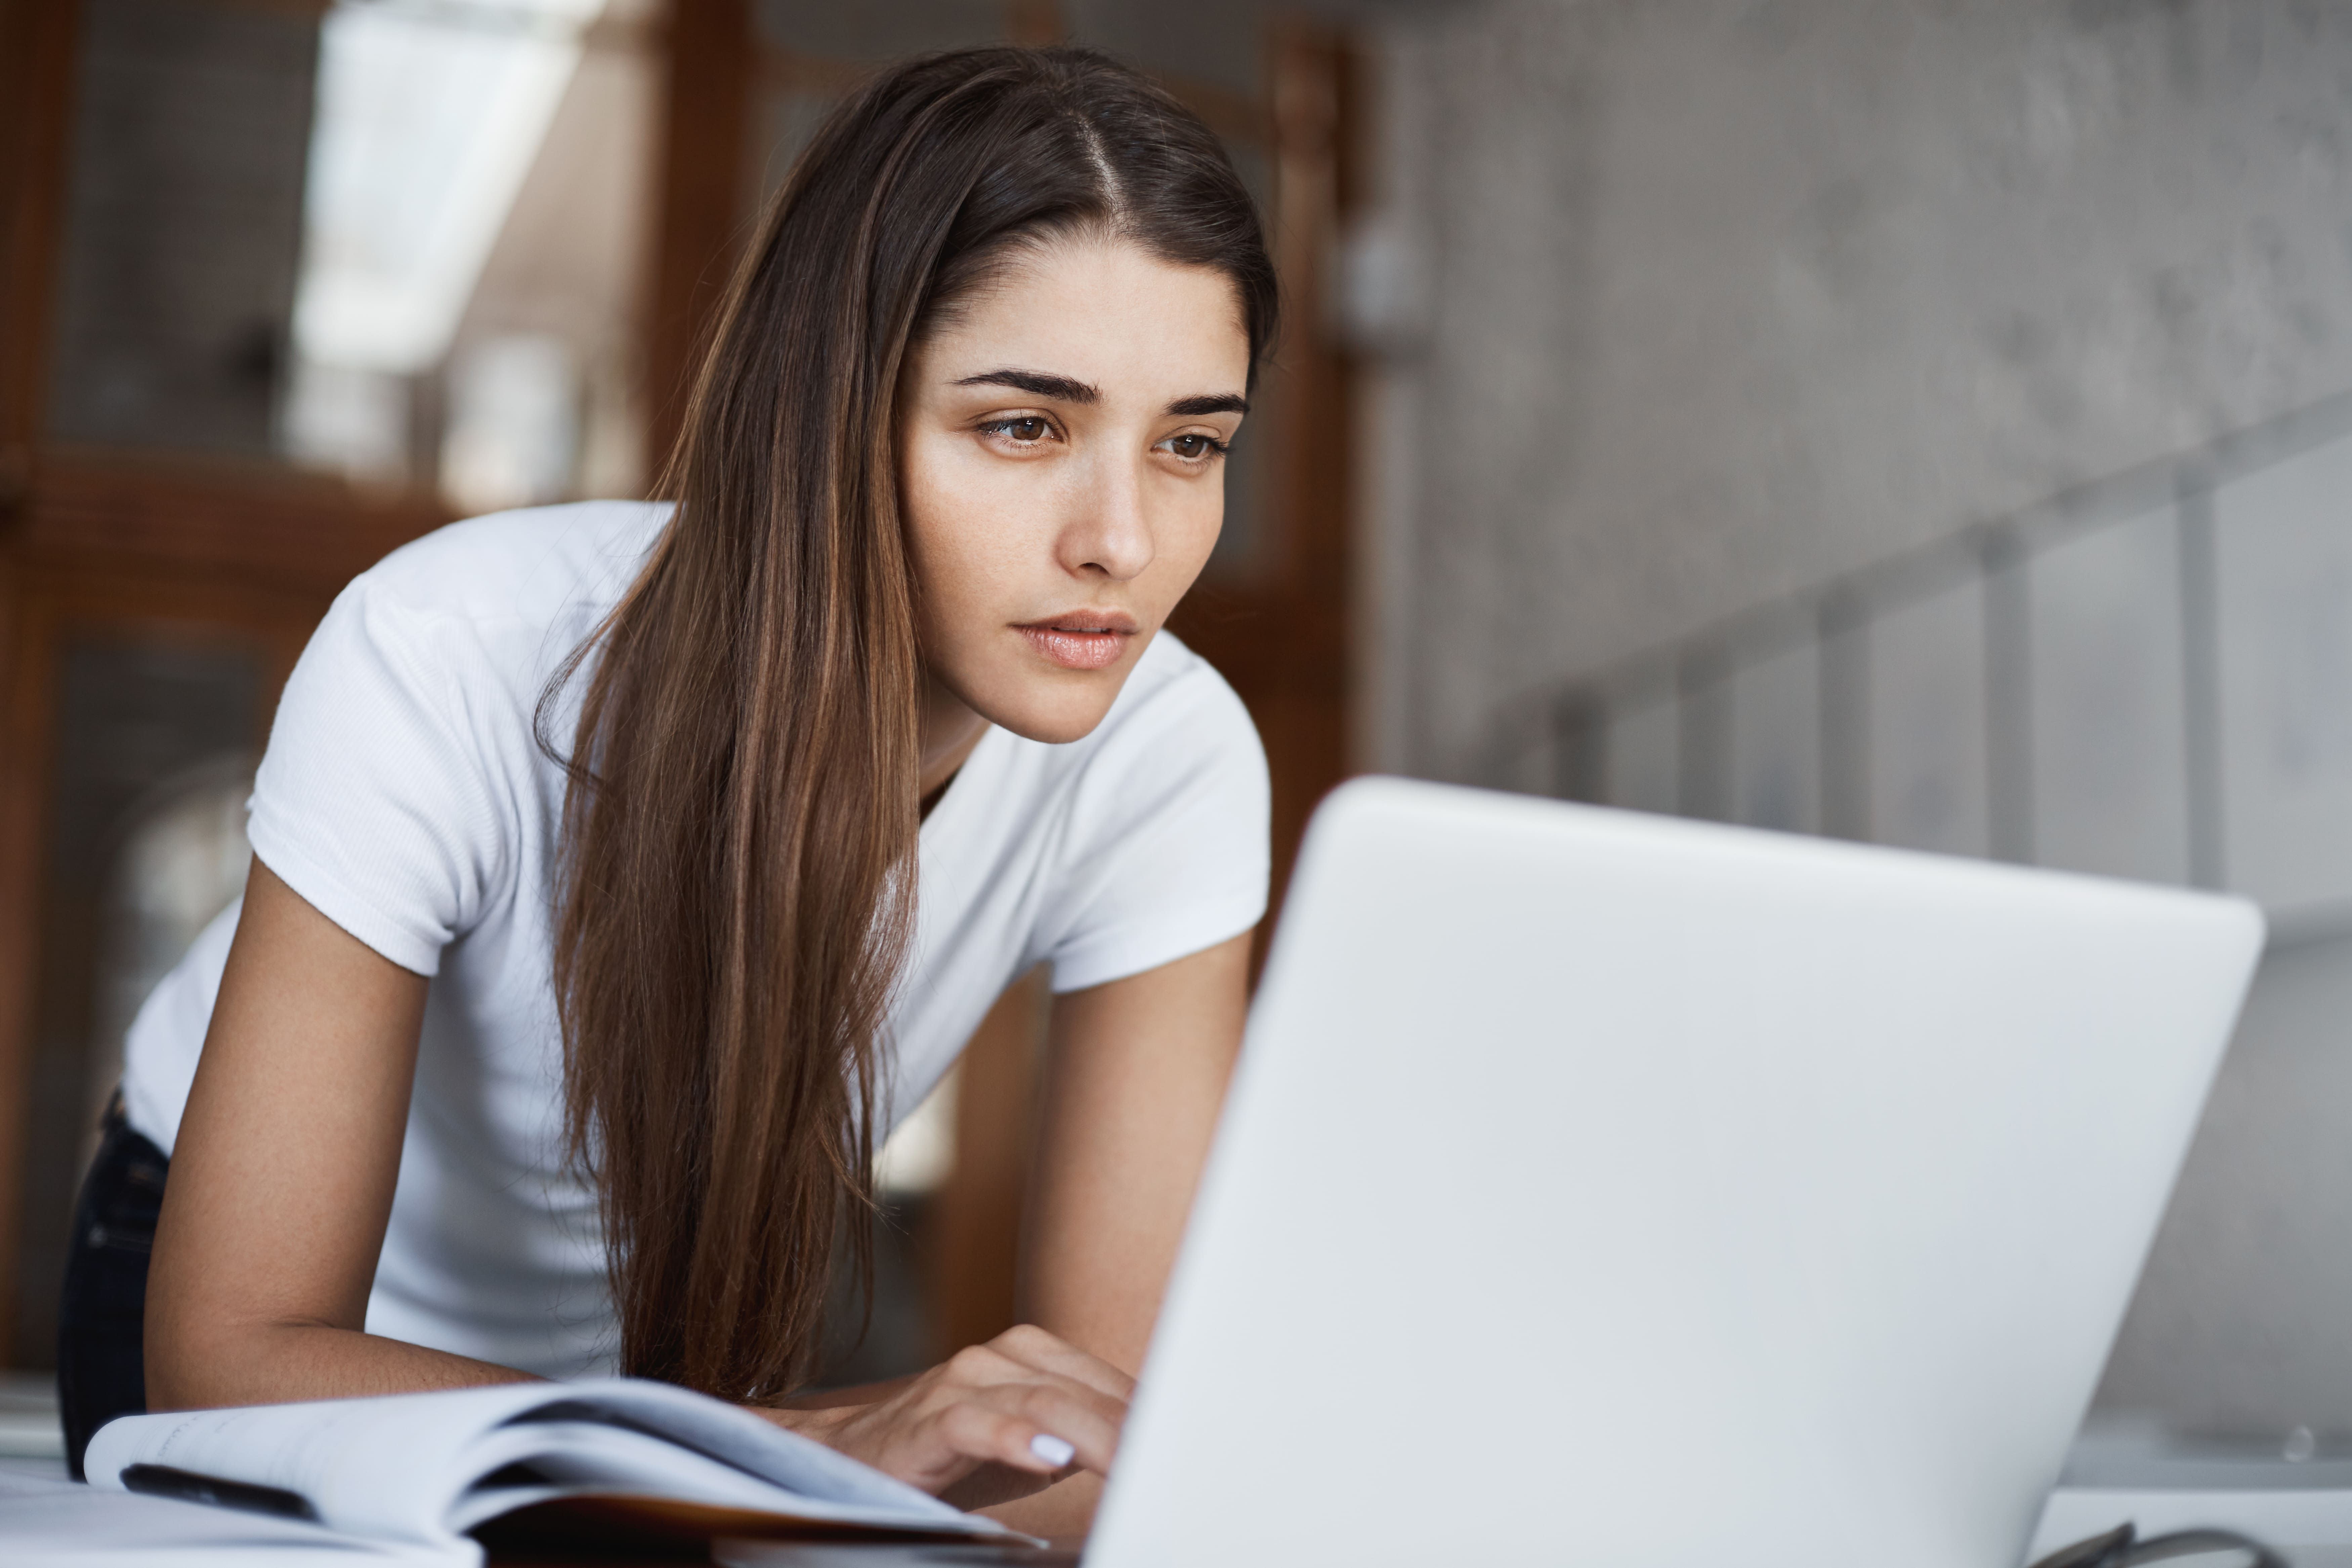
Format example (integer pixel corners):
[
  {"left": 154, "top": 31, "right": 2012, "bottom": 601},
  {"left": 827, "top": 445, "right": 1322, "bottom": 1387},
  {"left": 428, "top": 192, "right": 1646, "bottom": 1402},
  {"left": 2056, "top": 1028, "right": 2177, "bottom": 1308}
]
[{"left": 917, "top": 671, "right": 989, "bottom": 803}]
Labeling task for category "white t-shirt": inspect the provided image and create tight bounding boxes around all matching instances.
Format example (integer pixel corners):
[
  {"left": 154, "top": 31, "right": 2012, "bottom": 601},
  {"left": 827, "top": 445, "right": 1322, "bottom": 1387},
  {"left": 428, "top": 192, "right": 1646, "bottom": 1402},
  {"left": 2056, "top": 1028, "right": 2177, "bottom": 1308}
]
[{"left": 120, "top": 500, "right": 1269, "bottom": 1379}]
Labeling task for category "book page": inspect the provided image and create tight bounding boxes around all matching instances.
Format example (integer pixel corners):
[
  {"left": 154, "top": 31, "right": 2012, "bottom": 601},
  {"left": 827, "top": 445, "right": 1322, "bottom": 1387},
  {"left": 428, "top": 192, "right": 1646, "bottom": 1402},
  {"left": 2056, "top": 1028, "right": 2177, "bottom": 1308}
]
[
  {"left": 87, "top": 1387, "right": 549, "bottom": 1550},
  {"left": 440, "top": 1418, "right": 987, "bottom": 1535},
  {"left": 0, "top": 1468, "right": 443, "bottom": 1565},
  {"left": 83, "top": 1379, "right": 998, "bottom": 1553},
  {"left": 497, "top": 1381, "right": 977, "bottom": 1522}
]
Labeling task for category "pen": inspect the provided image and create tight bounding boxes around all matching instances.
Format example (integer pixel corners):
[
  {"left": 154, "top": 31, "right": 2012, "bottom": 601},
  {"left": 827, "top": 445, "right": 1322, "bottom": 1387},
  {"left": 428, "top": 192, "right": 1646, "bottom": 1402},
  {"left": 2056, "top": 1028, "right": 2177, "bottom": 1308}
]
[{"left": 120, "top": 1462, "right": 321, "bottom": 1522}]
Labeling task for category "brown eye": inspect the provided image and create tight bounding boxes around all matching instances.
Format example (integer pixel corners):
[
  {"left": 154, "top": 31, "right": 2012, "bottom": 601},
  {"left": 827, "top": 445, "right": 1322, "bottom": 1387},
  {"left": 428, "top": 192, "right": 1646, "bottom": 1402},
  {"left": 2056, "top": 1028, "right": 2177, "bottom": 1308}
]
[
  {"left": 988, "top": 416, "right": 1050, "bottom": 442},
  {"left": 1167, "top": 434, "right": 1223, "bottom": 461}
]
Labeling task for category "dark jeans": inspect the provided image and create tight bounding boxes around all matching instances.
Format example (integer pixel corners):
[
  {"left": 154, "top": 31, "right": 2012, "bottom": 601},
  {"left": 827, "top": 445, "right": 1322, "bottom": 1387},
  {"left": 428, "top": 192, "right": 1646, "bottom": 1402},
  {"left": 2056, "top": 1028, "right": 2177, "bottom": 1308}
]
[{"left": 57, "top": 1095, "right": 167, "bottom": 1480}]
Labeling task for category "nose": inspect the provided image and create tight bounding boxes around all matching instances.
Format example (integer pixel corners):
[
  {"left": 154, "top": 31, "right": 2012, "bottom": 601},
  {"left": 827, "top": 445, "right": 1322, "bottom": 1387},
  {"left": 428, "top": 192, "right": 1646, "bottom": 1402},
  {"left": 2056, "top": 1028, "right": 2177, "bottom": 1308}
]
[{"left": 1057, "top": 450, "right": 1156, "bottom": 582}]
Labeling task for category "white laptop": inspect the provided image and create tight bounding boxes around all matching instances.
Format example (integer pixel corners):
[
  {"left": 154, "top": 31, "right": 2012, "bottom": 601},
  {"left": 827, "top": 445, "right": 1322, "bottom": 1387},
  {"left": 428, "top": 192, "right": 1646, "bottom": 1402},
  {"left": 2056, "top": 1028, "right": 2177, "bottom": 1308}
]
[{"left": 1080, "top": 777, "right": 2264, "bottom": 1568}]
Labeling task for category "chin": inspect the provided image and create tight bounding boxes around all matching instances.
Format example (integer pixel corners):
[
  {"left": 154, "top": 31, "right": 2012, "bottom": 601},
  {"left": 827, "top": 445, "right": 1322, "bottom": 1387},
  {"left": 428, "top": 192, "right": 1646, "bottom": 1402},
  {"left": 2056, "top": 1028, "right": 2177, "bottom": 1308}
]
[{"left": 979, "top": 677, "right": 1124, "bottom": 747}]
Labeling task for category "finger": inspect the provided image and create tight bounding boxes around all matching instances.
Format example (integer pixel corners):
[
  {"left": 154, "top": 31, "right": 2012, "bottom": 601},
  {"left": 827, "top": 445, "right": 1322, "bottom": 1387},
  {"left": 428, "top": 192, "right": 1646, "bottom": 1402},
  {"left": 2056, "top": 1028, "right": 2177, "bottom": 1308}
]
[
  {"left": 938, "top": 1336, "right": 1135, "bottom": 1423},
  {"left": 921, "top": 1381, "right": 1124, "bottom": 1480},
  {"left": 949, "top": 1366, "right": 1130, "bottom": 1451},
  {"left": 937, "top": 1342, "right": 1024, "bottom": 1392},
  {"left": 984, "top": 1323, "right": 1140, "bottom": 1404},
  {"left": 853, "top": 1372, "right": 1123, "bottom": 1496},
  {"left": 972, "top": 1379, "right": 1123, "bottom": 1475},
  {"left": 930, "top": 1399, "right": 1084, "bottom": 1480}
]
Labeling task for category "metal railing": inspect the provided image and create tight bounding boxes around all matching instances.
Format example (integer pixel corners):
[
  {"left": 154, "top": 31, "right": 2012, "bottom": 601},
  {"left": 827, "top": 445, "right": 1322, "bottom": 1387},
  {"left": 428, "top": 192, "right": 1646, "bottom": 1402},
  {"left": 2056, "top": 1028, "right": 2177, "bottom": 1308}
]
[{"left": 1478, "top": 389, "right": 2352, "bottom": 946}]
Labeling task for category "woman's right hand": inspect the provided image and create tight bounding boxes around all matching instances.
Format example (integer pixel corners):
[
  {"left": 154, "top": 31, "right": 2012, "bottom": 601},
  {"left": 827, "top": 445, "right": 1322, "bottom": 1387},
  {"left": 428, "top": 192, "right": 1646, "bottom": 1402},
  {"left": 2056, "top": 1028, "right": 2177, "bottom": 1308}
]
[{"left": 764, "top": 1324, "right": 1133, "bottom": 1509}]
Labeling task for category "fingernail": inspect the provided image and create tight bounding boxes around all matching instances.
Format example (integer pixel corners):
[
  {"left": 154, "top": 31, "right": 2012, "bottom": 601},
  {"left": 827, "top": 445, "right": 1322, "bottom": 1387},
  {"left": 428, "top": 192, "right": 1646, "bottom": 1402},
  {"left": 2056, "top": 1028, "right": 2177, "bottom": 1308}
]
[{"left": 1030, "top": 1433, "right": 1076, "bottom": 1468}]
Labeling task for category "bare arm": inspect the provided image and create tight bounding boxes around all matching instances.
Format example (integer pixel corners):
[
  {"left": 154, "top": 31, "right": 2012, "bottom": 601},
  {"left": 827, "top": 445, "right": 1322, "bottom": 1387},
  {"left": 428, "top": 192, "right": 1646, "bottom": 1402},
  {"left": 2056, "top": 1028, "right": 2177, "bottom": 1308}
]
[
  {"left": 149, "top": 859, "right": 1213, "bottom": 1523},
  {"left": 144, "top": 859, "right": 533, "bottom": 1409},
  {"left": 148, "top": 861, "right": 1134, "bottom": 1511},
  {"left": 1023, "top": 931, "right": 1251, "bottom": 1370}
]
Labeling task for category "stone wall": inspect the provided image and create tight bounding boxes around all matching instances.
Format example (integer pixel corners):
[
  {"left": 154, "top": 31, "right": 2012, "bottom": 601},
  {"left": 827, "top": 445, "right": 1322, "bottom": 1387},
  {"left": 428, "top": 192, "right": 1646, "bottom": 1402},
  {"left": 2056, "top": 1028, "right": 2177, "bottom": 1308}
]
[{"left": 1364, "top": 0, "right": 2352, "bottom": 779}]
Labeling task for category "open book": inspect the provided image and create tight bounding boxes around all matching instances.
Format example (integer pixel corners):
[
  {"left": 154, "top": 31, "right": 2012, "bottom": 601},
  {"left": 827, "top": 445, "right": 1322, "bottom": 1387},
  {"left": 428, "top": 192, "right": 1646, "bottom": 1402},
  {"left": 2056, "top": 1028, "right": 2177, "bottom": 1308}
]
[{"left": 80, "top": 1379, "right": 1016, "bottom": 1564}]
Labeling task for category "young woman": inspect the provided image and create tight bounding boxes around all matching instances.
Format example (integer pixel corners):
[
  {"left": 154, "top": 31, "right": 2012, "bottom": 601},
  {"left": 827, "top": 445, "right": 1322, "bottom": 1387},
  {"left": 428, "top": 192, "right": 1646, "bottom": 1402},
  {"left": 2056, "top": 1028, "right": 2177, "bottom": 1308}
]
[{"left": 56, "top": 46, "right": 1277, "bottom": 1537}]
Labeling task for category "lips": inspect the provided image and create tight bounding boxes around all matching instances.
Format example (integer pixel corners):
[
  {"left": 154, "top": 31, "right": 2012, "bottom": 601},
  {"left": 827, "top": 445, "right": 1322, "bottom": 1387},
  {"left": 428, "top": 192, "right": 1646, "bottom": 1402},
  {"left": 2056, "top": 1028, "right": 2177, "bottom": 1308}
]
[{"left": 1017, "top": 612, "right": 1137, "bottom": 671}]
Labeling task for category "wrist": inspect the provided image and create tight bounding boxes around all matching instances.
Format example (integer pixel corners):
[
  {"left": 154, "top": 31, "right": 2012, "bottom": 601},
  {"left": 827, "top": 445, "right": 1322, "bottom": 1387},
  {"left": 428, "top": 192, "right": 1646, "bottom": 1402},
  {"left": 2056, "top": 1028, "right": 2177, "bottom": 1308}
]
[{"left": 749, "top": 1401, "right": 854, "bottom": 1445}]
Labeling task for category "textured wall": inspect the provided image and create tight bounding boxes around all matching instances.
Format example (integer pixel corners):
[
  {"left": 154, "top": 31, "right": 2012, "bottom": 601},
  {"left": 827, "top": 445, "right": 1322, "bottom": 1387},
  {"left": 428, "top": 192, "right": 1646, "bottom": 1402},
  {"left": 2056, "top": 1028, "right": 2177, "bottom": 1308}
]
[
  {"left": 1367, "top": 0, "right": 2352, "bottom": 779},
  {"left": 1360, "top": 0, "right": 2352, "bottom": 1448}
]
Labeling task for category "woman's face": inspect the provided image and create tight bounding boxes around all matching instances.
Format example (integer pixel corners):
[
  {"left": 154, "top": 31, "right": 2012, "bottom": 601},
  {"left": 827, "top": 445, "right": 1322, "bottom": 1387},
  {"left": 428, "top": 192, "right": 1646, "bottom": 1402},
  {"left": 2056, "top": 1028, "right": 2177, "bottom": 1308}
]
[{"left": 900, "top": 235, "right": 1252, "bottom": 745}]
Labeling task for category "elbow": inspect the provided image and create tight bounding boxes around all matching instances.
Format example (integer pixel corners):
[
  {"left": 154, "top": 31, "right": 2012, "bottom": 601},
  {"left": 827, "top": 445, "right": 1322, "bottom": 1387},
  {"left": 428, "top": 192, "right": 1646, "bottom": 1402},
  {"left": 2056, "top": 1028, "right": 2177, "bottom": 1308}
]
[
  {"left": 144, "top": 1300, "right": 335, "bottom": 1413},
  {"left": 141, "top": 1249, "right": 314, "bottom": 1413},
  {"left": 141, "top": 1286, "right": 231, "bottom": 1412}
]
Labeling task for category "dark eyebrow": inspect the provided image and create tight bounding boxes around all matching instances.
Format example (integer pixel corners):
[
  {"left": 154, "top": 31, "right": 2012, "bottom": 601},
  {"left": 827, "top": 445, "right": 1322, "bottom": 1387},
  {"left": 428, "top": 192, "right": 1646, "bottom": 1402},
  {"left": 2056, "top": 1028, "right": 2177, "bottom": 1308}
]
[
  {"left": 953, "top": 368, "right": 1099, "bottom": 403},
  {"left": 1168, "top": 393, "right": 1250, "bottom": 417}
]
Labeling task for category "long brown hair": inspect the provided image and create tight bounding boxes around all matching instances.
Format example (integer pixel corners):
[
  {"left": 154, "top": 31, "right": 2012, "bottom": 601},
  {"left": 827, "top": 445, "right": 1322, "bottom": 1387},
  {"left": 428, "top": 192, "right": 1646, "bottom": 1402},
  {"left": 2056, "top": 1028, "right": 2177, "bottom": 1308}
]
[{"left": 543, "top": 46, "right": 1279, "bottom": 1401}]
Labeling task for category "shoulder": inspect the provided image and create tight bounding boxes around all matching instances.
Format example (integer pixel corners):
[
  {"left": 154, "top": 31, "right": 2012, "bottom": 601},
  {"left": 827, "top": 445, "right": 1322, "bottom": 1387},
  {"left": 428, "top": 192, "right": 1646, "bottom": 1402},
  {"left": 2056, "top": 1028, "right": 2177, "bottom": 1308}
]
[
  {"left": 341, "top": 499, "right": 670, "bottom": 635},
  {"left": 301, "top": 500, "right": 669, "bottom": 710},
  {"left": 249, "top": 508, "right": 671, "bottom": 961}
]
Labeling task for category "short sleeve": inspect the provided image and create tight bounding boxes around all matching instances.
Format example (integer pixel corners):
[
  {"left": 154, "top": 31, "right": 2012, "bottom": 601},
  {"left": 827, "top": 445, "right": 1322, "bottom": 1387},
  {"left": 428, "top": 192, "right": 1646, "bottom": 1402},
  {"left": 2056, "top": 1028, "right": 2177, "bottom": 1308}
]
[
  {"left": 1039, "top": 660, "right": 1271, "bottom": 993},
  {"left": 246, "top": 581, "right": 513, "bottom": 976}
]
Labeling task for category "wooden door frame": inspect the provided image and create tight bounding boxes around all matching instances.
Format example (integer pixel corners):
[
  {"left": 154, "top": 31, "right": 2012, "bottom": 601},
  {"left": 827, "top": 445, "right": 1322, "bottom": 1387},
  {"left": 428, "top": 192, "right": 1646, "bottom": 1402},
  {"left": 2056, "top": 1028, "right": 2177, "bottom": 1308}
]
[
  {"left": 644, "top": 0, "right": 753, "bottom": 473},
  {"left": 0, "top": 0, "right": 88, "bottom": 1363},
  {"left": 0, "top": 0, "right": 77, "bottom": 473}
]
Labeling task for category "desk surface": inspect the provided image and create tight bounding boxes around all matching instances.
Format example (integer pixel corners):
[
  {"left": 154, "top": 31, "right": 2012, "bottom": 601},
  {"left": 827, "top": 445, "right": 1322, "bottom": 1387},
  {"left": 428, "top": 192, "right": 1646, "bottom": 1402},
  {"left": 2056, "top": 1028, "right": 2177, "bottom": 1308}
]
[
  {"left": 623, "top": 1546, "right": 1077, "bottom": 1568},
  {"left": 0, "top": 1456, "right": 1084, "bottom": 1566},
  {"left": 475, "top": 1547, "right": 1077, "bottom": 1568},
  {"left": 20, "top": 1447, "right": 2352, "bottom": 1567}
]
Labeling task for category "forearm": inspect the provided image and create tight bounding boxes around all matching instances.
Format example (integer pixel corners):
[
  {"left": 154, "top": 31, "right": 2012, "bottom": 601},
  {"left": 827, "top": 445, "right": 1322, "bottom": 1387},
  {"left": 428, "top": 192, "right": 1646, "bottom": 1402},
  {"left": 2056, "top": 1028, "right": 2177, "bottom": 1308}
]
[
  {"left": 145, "top": 1317, "right": 533, "bottom": 1412},
  {"left": 1023, "top": 936, "right": 1250, "bottom": 1373}
]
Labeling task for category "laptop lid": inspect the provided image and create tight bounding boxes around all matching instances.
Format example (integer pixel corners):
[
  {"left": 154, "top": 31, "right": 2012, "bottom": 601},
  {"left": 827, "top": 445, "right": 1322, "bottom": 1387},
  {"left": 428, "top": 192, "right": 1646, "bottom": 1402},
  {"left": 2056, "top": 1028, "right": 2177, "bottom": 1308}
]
[{"left": 1086, "top": 778, "right": 2263, "bottom": 1568}]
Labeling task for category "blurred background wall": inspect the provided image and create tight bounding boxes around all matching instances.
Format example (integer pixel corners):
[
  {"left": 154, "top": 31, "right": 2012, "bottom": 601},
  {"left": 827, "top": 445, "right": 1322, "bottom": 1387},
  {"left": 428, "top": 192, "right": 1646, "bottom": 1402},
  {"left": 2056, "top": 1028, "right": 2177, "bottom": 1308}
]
[
  {"left": 1347, "top": 0, "right": 2352, "bottom": 1450},
  {"left": 7, "top": 0, "right": 2352, "bottom": 1475},
  {"left": 1358, "top": 0, "right": 2352, "bottom": 773}
]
